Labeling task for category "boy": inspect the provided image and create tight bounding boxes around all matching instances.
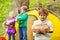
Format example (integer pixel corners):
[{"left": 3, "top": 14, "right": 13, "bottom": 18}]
[
  {"left": 32, "top": 8, "right": 53, "bottom": 40},
  {"left": 16, "top": 6, "right": 28, "bottom": 40}
]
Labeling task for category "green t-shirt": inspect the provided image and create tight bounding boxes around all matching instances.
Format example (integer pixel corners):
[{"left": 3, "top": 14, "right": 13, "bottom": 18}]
[{"left": 17, "top": 13, "right": 28, "bottom": 27}]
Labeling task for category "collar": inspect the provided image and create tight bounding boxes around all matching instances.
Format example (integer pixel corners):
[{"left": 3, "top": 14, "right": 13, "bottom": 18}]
[{"left": 40, "top": 20, "right": 47, "bottom": 23}]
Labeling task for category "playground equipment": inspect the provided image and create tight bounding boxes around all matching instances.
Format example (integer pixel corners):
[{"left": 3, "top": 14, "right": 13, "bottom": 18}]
[{"left": 5, "top": 10, "right": 60, "bottom": 40}]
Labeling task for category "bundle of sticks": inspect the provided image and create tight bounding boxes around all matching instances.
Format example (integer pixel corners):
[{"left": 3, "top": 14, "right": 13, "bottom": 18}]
[{"left": 32, "top": 24, "right": 50, "bottom": 34}]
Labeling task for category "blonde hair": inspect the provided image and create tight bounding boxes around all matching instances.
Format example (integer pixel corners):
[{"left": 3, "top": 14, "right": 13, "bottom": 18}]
[{"left": 9, "top": 11, "right": 16, "bottom": 17}]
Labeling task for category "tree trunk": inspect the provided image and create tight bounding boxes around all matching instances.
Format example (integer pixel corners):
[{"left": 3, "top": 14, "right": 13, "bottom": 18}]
[{"left": 14, "top": 0, "right": 29, "bottom": 14}]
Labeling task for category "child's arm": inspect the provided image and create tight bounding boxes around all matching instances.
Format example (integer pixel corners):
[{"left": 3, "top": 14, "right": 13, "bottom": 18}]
[
  {"left": 32, "top": 21, "right": 39, "bottom": 33},
  {"left": 2, "top": 19, "right": 11, "bottom": 27},
  {"left": 32, "top": 21, "right": 36, "bottom": 32},
  {"left": 32, "top": 21, "right": 40, "bottom": 36},
  {"left": 9, "top": 19, "right": 15, "bottom": 24},
  {"left": 17, "top": 14, "right": 28, "bottom": 21}
]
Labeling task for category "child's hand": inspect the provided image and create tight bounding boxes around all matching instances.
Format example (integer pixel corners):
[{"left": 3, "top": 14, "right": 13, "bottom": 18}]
[
  {"left": 15, "top": 14, "right": 20, "bottom": 21},
  {"left": 35, "top": 29, "right": 40, "bottom": 34},
  {"left": 6, "top": 22, "right": 10, "bottom": 25},
  {"left": 49, "top": 28, "right": 53, "bottom": 33},
  {"left": 39, "top": 27, "right": 47, "bottom": 34}
]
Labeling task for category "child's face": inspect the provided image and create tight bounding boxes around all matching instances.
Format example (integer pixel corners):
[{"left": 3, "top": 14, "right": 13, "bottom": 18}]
[
  {"left": 40, "top": 14, "right": 47, "bottom": 21},
  {"left": 9, "top": 12, "right": 14, "bottom": 18}
]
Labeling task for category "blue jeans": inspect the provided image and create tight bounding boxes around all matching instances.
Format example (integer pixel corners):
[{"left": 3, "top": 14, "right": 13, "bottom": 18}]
[
  {"left": 8, "top": 34, "right": 15, "bottom": 40},
  {"left": 19, "top": 27, "right": 27, "bottom": 40}
]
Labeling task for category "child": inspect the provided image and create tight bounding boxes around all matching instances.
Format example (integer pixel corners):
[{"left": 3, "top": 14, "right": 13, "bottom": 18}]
[
  {"left": 32, "top": 8, "right": 53, "bottom": 40},
  {"left": 16, "top": 6, "right": 28, "bottom": 40},
  {"left": 2, "top": 11, "right": 16, "bottom": 40}
]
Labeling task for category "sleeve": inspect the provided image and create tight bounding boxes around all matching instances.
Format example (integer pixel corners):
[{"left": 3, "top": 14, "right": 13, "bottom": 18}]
[
  {"left": 17, "top": 14, "right": 28, "bottom": 21},
  {"left": 32, "top": 21, "right": 37, "bottom": 36},
  {"left": 48, "top": 21, "right": 53, "bottom": 31},
  {"left": 32, "top": 21, "right": 37, "bottom": 29},
  {"left": 2, "top": 19, "right": 8, "bottom": 26},
  {"left": 15, "top": 14, "right": 20, "bottom": 21},
  {"left": 9, "top": 19, "right": 15, "bottom": 24},
  {"left": 32, "top": 21, "right": 41, "bottom": 36}
]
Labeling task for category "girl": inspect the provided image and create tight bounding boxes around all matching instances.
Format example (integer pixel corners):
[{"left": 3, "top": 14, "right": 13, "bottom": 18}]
[{"left": 2, "top": 11, "right": 16, "bottom": 40}]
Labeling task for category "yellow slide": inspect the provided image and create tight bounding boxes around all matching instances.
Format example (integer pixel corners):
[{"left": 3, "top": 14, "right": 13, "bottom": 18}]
[{"left": 5, "top": 10, "right": 60, "bottom": 40}]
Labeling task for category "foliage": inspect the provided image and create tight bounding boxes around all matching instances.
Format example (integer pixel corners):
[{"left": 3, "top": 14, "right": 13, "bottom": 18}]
[
  {"left": 0, "top": 0, "right": 60, "bottom": 36},
  {"left": 0, "top": 0, "right": 13, "bottom": 36}
]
